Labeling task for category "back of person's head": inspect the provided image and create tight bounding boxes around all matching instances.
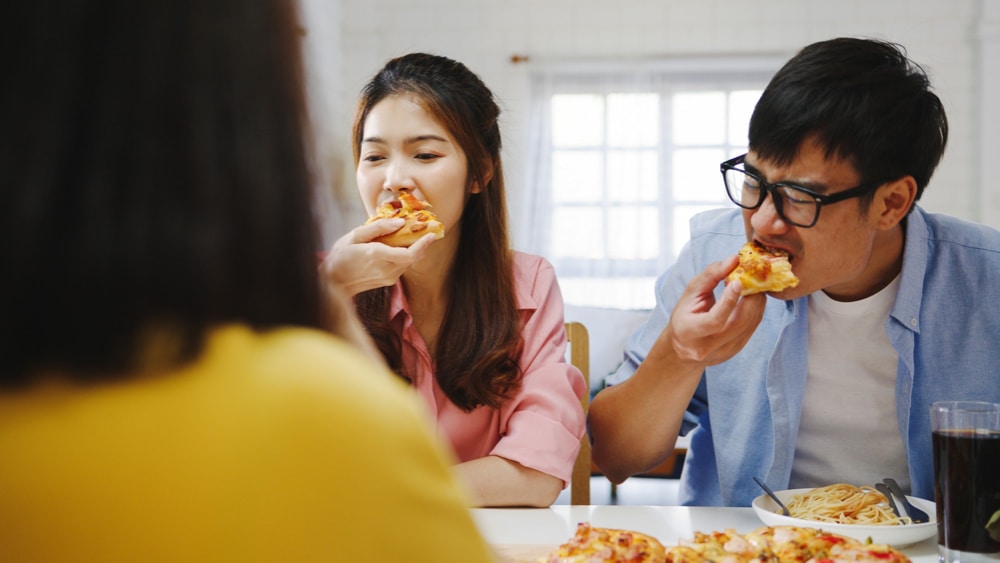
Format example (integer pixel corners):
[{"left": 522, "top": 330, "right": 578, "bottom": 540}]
[
  {"left": 748, "top": 37, "right": 948, "bottom": 203},
  {"left": 0, "top": 0, "right": 325, "bottom": 386}
]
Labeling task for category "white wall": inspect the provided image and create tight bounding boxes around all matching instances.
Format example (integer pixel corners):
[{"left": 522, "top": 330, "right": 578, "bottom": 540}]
[
  {"left": 309, "top": 0, "right": 1000, "bottom": 245},
  {"left": 300, "top": 0, "right": 349, "bottom": 245}
]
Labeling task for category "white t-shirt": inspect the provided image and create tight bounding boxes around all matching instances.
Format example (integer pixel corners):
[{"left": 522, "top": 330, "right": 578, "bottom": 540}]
[{"left": 789, "top": 274, "right": 911, "bottom": 491}]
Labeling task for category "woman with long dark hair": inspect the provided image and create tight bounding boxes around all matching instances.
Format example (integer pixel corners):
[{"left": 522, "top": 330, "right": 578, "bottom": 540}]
[{"left": 322, "top": 53, "right": 586, "bottom": 507}]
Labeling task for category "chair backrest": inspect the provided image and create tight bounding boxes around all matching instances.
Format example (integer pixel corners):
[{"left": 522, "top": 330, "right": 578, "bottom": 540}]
[{"left": 565, "top": 321, "right": 590, "bottom": 505}]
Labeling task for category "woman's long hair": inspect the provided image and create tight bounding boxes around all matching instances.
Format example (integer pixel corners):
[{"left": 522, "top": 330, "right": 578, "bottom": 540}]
[
  {"left": 352, "top": 53, "right": 522, "bottom": 411},
  {"left": 0, "top": 0, "right": 326, "bottom": 386}
]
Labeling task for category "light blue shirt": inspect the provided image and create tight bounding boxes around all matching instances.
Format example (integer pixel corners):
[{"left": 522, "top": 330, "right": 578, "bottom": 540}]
[{"left": 605, "top": 206, "right": 1000, "bottom": 506}]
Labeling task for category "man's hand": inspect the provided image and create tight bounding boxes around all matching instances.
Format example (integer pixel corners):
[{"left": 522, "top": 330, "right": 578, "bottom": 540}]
[
  {"left": 589, "top": 254, "right": 766, "bottom": 483},
  {"left": 665, "top": 255, "right": 766, "bottom": 366}
]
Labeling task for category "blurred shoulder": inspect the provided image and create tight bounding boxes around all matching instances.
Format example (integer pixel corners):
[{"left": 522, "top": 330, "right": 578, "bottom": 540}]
[
  {"left": 511, "top": 251, "right": 560, "bottom": 310},
  {"left": 208, "top": 325, "right": 419, "bottom": 420},
  {"left": 511, "top": 250, "right": 553, "bottom": 274}
]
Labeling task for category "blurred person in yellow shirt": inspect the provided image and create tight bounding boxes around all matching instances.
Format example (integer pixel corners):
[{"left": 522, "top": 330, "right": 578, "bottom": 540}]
[{"left": 0, "top": 1, "right": 492, "bottom": 561}]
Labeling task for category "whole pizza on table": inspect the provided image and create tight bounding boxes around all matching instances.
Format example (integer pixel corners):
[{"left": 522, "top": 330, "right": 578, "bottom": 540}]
[{"left": 539, "top": 522, "right": 910, "bottom": 563}]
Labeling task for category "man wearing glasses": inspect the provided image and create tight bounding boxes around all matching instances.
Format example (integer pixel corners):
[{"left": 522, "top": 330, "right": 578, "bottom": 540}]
[{"left": 588, "top": 37, "right": 1000, "bottom": 507}]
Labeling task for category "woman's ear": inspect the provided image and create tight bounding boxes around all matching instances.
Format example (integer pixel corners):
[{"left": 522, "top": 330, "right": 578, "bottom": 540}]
[
  {"left": 470, "top": 164, "right": 493, "bottom": 195},
  {"left": 876, "top": 175, "right": 917, "bottom": 229}
]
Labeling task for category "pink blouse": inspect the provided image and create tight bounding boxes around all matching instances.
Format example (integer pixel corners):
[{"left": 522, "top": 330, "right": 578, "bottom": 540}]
[{"left": 387, "top": 252, "right": 586, "bottom": 485}]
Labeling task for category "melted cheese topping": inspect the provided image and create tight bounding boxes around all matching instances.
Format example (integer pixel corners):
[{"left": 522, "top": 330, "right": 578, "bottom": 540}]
[{"left": 727, "top": 241, "right": 799, "bottom": 296}]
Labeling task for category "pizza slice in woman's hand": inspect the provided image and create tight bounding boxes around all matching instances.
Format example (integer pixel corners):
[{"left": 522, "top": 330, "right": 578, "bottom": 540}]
[
  {"left": 364, "top": 192, "right": 445, "bottom": 247},
  {"left": 725, "top": 241, "right": 799, "bottom": 296}
]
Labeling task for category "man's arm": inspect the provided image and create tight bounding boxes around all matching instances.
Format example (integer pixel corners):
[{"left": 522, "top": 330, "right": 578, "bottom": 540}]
[{"left": 588, "top": 256, "right": 766, "bottom": 484}]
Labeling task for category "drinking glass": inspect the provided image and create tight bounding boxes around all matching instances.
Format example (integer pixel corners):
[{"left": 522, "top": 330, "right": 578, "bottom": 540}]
[{"left": 931, "top": 401, "right": 1000, "bottom": 563}]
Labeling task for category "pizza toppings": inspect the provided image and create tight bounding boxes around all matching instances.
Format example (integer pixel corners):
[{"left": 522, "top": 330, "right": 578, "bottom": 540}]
[
  {"left": 726, "top": 240, "right": 799, "bottom": 296},
  {"left": 364, "top": 192, "right": 445, "bottom": 247},
  {"left": 539, "top": 522, "right": 666, "bottom": 563},
  {"left": 541, "top": 524, "right": 911, "bottom": 563}
]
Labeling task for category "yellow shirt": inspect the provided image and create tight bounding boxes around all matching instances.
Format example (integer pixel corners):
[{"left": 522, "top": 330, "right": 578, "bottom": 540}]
[{"left": 0, "top": 325, "right": 493, "bottom": 562}]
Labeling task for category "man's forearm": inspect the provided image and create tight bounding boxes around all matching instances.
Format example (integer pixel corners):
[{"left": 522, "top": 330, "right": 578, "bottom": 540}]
[{"left": 588, "top": 335, "right": 704, "bottom": 483}]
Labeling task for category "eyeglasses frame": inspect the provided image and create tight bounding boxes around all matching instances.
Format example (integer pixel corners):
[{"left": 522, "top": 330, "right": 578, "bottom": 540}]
[{"left": 720, "top": 153, "right": 883, "bottom": 228}]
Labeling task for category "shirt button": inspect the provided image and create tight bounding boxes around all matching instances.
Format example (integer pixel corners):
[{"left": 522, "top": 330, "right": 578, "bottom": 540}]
[{"left": 910, "top": 318, "right": 918, "bottom": 327}]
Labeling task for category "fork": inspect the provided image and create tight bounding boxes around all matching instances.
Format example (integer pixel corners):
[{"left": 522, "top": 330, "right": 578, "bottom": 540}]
[
  {"left": 883, "top": 478, "right": 930, "bottom": 523},
  {"left": 753, "top": 476, "right": 790, "bottom": 516},
  {"left": 874, "top": 482, "right": 901, "bottom": 517}
]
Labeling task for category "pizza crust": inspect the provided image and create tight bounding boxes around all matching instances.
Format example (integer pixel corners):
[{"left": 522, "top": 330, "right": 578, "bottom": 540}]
[
  {"left": 726, "top": 241, "right": 799, "bottom": 296},
  {"left": 364, "top": 192, "right": 445, "bottom": 248}
]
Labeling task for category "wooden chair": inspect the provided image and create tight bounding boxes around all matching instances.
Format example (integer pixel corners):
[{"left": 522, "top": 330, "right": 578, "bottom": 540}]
[
  {"left": 565, "top": 321, "right": 591, "bottom": 505},
  {"left": 570, "top": 318, "right": 686, "bottom": 504}
]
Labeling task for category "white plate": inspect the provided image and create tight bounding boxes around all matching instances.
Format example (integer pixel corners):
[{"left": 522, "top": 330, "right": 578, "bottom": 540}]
[{"left": 751, "top": 488, "right": 937, "bottom": 548}]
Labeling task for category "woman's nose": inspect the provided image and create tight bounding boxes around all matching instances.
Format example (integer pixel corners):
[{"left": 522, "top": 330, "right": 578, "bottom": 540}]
[{"left": 382, "top": 161, "right": 414, "bottom": 193}]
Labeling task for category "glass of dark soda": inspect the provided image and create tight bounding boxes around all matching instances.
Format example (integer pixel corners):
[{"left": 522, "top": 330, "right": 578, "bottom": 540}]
[{"left": 931, "top": 401, "right": 1000, "bottom": 563}]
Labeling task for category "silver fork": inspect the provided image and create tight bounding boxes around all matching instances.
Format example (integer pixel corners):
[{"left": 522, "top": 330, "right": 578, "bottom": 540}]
[
  {"left": 753, "top": 476, "right": 790, "bottom": 516},
  {"left": 874, "top": 482, "right": 901, "bottom": 517},
  {"left": 883, "top": 477, "right": 930, "bottom": 523}
]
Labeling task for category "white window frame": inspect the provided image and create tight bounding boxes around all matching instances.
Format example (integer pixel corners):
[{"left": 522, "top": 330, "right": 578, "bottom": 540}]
[{"left": 524, "top": 56, "right": 784, "bottom": 309}]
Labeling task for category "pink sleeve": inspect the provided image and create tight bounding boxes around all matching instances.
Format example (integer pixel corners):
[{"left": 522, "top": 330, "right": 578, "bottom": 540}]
[{"left": 489, "top": 255, "right": 587, "bottom": 486}]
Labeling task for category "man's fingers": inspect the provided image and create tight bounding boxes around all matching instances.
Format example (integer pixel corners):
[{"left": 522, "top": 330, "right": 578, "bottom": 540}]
[
  {"left": 709, "top": 254, "right": 740, "bottom": 282},
  {"left": 730, "top": 291, "right": 766, "bottom": 326},
  {"left": 687, "top": 255, "right": 739, "bottom": 295}
]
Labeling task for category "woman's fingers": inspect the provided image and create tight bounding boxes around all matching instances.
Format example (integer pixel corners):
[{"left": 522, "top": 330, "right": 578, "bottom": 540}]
[{"left": 350, "top": 217, "right": 405, "bottom": 243}]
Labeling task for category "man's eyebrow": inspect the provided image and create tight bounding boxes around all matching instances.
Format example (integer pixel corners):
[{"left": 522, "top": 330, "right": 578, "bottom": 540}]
[{"left": 745, "top": 160, "right": 833, "bottom": 193}]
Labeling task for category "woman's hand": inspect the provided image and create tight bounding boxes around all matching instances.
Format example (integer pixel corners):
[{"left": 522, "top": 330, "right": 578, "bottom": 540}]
[{"left": 320, "top": 218, "right": 438, "bottom": 297}]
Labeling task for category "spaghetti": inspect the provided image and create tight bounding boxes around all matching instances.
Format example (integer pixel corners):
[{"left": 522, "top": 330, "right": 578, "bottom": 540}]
[{"left": 785, "top": 484, "right": 912, "bottom": 526}]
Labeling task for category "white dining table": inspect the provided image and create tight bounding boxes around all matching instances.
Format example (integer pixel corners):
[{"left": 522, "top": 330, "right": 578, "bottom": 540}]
[{"left": 472, "top": 505, "right": 938, "bottom": 562}]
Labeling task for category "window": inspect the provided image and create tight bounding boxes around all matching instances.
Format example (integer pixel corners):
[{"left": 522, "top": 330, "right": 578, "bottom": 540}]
[{"left": 523, "top": 59, "right": 780, "bottom": 309}]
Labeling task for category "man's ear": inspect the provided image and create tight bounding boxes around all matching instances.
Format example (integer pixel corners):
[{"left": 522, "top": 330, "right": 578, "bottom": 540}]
[{"left": 875, "top": 175, "right": 917, "bottom": 229}]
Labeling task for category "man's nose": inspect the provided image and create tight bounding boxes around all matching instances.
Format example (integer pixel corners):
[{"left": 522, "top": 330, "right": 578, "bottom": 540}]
[{"left": 750, "top": 191, "right": 789, "bottom": 233}]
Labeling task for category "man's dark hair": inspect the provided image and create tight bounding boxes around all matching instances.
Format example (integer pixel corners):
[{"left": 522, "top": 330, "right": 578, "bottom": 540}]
[{"left": 749, "top": 37, "right": 948, "bottom": 203}]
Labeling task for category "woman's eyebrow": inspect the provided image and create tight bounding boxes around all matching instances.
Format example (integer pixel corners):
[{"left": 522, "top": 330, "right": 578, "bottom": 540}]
[
  {"left": 405, "top": 134, "right": 449, "bottom": 144},
  {"left": 360, "top": 134, "right": 450, "bottom": 145}
]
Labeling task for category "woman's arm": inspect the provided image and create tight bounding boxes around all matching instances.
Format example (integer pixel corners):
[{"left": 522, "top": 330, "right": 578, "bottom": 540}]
[
  {"left": 453, "top": 455, "right": 563, "bottom": 507},
  {"left": 318, "top": 279, "right": 383, "bottom": 364},
  {"left": 461, "top": 255, "right": 587, "bottom": 507}
]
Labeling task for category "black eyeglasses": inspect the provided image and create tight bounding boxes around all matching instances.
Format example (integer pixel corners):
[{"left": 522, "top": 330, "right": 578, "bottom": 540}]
[{"left": 720, "top": 154, "right": 882, "bottom": 228}]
